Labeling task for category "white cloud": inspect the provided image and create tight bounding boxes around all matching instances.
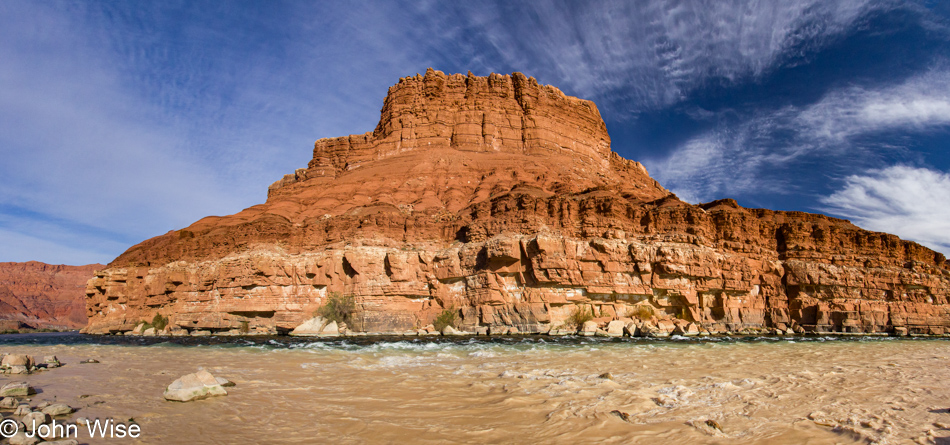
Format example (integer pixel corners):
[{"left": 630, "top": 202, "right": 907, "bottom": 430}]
[
  {"left": 648, "top": 68, "right": 950, "bottom": 202},
  {"left": 820, "top": 165, "right": 950, "bottom": 254},
  {"left": 647, "top": 131, "right": 778, "bottom": 203},
  {"left": 799, "top": 69, "right": 950, "bottom": 142},
  {"left": 449, "top": 0, "right": 879, "bottom": 111}
]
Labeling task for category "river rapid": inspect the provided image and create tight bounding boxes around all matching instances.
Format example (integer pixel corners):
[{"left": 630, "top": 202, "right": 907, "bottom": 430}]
[{"left": 0, "top": 333, "right": 947, "bottom": 444}]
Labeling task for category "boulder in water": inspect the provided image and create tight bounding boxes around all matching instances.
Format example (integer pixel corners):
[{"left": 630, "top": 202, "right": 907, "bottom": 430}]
[
  {"left": 1, "top": 355, "right": 34, "bottom": 374},
  {"left": 163, "top": 370, "right": 230, "bottom": 402},
  {"left": 7, "top": 431, "right": 40, "bottom": 445},
  {"left": 43, "top": 356, "right": 60, "bottom": 368},
  {"left": 0, "top": 382, "right": 35, "bottom": 397},
  {"left": 22, "top": 411, "right": 50, "bottom": 433},
  {"left": 41, "top": 403, "right": 73, "bottom": 416}
]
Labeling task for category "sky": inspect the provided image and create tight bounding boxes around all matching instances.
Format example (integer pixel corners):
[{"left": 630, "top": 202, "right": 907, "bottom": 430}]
[{"left": 1, "top": 0, "right": 949, "bottom": 265}]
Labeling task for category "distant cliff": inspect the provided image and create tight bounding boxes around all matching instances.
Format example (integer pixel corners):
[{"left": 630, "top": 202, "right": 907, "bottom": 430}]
[
  {"left": 0, "top": 261, "right": 101, "bottom": 329},
  {"left": 83, "top": 69, "right": 950, "bottom": 336}
]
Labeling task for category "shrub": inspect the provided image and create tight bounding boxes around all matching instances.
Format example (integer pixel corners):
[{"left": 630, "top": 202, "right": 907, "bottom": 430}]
[
  {"left": 239, "top": 320, "right": 250, "bottom": 334},
  {"left": 565, "top": 306, "right": 594, "bottom": 328},
  {"left": 317, "top": 292, "right": 356, "bottom": 325},
  {"left": 627, "top": 304, "right": 654, "bottom": 321},
  {"left": 433, "top": 308, "right": 459, "bottom": 332},
  {"left": 151, "top": 314, "right": 168, "bottom": 331}
]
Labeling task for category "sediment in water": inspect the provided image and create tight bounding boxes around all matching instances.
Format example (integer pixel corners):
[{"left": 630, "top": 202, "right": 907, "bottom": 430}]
[{"left": 0, "top": 333, "right": 948, "bottom": 444}]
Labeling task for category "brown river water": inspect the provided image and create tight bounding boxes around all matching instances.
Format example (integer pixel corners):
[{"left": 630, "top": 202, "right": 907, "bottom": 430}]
[{"left": 0, "top": 333, "right": 948, "bottom": 444}]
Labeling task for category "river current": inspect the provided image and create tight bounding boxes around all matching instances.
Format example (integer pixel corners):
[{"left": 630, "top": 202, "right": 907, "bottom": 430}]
[{"left": 0, "top": 333, "right": 947, "bottom": 444}]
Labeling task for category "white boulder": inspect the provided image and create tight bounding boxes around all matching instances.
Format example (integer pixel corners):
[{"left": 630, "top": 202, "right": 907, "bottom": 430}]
[{"left": 163, "top": 370, "right": 230, "bottom": 402}]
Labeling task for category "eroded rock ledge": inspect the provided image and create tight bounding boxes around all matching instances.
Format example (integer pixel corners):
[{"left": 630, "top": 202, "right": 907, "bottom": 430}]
[{"left": 83, "top": 70, "right": 950, "bottom": 336}]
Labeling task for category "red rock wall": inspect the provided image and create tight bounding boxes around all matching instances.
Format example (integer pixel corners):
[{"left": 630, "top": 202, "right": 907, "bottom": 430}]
[
  {"left": 82, "top": 71, "right": 950, "bottom": 335},
  {"left": 0, "top": 262, "right": 101, "bottom": 329}
]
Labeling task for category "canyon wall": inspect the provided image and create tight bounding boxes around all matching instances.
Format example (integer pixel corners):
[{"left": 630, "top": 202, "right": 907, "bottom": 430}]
[
  {"left": 82, "top": 70, "right": 950, "bottom": 335},
  {"left": 0, "top": 261, "right": 101, "bottom": 329}
]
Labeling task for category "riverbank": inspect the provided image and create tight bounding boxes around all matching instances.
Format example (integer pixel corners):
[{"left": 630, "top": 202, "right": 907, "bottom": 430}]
[{"left": 96, "top": 313, "right": 950, "bottom": 340}]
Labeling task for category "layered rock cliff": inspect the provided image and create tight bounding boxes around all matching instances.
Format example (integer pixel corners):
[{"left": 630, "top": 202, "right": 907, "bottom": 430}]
[
  {"left": 0, "top": 262, "right": 101, "bottom": 329},
  {"left": 83, "top": 69, "right": 950, "bottom": 336}
]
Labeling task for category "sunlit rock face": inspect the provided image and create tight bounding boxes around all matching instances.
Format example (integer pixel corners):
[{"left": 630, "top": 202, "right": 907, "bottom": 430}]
[
  {"left": 82, "top": 69, "right": 950, "bottom": 335},
  {"left": 0, "top": 261, "right": 101, "bottom": 329}
]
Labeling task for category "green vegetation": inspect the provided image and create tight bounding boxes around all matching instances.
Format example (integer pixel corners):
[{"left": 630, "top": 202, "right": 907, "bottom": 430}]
[
  {"left": 151, "top": 313, "right": 168, "bottom": 331},
  {"left": 317, "top": 292, "right": 357, "bottom": 325},
  {"left": 433, "top": 307, "right": 459, "bottom": 332},
  {"left": 566, "top": 306, "right": 594, "bottom": 328},
  {"left": 138, "top": 314, "right": 169, "bottom": 332},
  {"left": 627, "top": 304, "right": 655, "bottom": 321}
]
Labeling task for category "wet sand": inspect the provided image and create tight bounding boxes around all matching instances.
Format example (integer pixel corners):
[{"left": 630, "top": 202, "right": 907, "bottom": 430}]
[{"left": 1, "top": 335, "right": 948, "bottom": 444}]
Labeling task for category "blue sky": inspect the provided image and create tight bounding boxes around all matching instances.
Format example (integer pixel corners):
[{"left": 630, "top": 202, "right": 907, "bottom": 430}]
[{"left": 1, "top": 0, "right": 949, "bottom": 265}]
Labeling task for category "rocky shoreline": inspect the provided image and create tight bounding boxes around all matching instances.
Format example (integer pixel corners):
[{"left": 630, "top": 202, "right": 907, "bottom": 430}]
[
  {"left": 0, "top": 354, "right": 83, "bottom": 445},
  {"left": 0, "top": 351, "right": 239, "bottom": 445},
  {"left": 93, "top": 315, "right": 948, "bottom": 339}
]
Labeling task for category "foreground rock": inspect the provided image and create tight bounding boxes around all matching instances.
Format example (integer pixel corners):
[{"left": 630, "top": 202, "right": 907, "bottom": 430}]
[
  {"left": 1, "top": 354, "right": 34, "bottom": 374},
  {"left": 43, "top": 356, "right": 61, "bottom": 368},
  {"left": 41, "top": 403, "right": 73, "bottom": 416},
  {"left": 22, "top": 412, "right": 50, "bottom": 433},
  {"left": 0, "top": 382, "right": 35, "bottom": 397},
  {"left": 82, "top": 69, "right": 950, "bottom": 337},
  {"left": 7, "top": 431, "right": 40, "bottom": 445},
  {"left": 164, "top": 370, "right": 233, "bottom": 402}
]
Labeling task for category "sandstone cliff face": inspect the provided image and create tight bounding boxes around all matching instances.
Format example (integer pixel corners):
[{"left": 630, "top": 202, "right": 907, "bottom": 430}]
[
  {"left": 0, "top": 262, "right": 101, "bottom": 329},
  {"left": 83, "top": 70, "right": 950, "bottom": 335}
]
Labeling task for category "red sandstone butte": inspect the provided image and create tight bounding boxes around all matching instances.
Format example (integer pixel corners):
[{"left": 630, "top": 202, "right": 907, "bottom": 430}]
[
  {"left": 82, "top": 69, "right": 950, "bottom": 336},
  {"left": 0, "top": 261, "right": 101, "bottom": 330}
]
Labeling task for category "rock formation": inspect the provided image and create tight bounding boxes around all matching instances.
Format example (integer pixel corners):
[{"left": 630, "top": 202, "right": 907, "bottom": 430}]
[
  {"left": 83, "top": 69, "right": 950, "bottom": 336},
  {"left": 0, "top": 262, "right": 101, "bottom": 330}
]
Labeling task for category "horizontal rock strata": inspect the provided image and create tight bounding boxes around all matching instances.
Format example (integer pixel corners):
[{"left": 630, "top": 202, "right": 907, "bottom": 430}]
[
  {"left": 83, "top": 70, "right": 950, "bottom": 336},
  {"left": 0, "top": 262, "right": 102, "bottom": 329}
]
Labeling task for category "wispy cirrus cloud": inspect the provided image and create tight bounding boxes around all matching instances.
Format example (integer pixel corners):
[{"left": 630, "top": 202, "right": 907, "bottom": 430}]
[
  {"left": 437, "top": 0, "right": 882, "bottom": 112},
  {"left": 799, "top": 69, "right": 950, "bottom": 141},
  {"left": 820, "top": 165, "right": 950, "bottom": 253},
  {"left": 648, "top": 68, "right": 950, "bottom": 203}
]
